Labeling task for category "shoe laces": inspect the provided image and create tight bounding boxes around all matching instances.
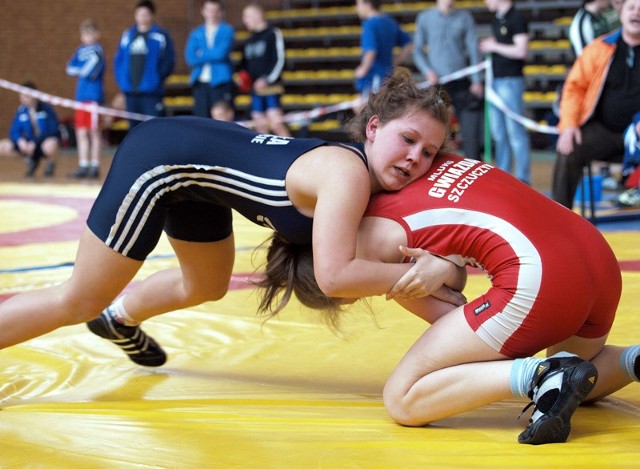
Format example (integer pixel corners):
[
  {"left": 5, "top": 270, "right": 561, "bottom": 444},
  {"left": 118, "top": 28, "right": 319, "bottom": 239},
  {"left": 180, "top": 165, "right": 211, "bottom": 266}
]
[{"left": 518, "top": 369, "right": 562, "bottom": 423}]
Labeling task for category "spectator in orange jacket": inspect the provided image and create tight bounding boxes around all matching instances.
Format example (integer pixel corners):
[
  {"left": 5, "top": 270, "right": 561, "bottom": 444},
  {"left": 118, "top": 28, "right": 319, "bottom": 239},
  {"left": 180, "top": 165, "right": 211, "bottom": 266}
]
[{"left": 552, "top": 0, "right": 640, "bottom": 208}]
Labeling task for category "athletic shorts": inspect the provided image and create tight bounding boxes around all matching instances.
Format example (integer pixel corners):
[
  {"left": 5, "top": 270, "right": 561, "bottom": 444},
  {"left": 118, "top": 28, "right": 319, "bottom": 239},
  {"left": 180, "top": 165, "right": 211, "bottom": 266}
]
[
  {"left": 75, "top": 102, "right": 100, "bottom": 130},
  {"left": 89, "top": 190, "right": 234, "bottom": 262},
  {"left": 251, "top": 93, "right": 282, "bottom": 113}
]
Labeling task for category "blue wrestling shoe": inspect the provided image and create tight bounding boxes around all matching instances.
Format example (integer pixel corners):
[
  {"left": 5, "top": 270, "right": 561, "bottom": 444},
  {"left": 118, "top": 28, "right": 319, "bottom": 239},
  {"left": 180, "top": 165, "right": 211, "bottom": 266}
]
[
  {"left": 518, "top": 353, "right": 598, "bottom": 445},
  {"left": 86, "top": 306, "right": 167, "bottom": 367}
]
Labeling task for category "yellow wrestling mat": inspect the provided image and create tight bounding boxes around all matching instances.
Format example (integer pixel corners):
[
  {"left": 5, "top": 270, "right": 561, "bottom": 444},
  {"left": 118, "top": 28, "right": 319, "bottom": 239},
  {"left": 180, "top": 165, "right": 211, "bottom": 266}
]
[{"left": 1, "top": 181, "right": 639, "bottom": 468}]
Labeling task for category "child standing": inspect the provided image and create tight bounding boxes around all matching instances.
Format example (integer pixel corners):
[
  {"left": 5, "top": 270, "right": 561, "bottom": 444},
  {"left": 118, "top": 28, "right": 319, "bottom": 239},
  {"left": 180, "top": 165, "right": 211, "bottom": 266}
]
[{"left": 66, "top": 19, "right": 105, "bottom": 179}]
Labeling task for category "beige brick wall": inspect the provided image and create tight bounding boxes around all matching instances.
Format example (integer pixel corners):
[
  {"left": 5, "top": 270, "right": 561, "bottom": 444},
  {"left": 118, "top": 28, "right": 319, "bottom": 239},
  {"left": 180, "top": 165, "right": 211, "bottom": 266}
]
[{"left": 0, "top": 0, "right": 281, "bottom": 137}]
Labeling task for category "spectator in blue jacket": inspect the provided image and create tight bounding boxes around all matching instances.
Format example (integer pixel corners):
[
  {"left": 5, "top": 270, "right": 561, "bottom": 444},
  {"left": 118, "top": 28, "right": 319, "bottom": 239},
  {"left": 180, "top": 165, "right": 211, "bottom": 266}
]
[
  {"left": 114, "top": 0, "right": 175, "bottom": 129},
  {"left": 185, "top": 0, "right": 235, "bottom": 117},
  {"left": 0, "top": 82, "right": 60, "bottom": 178},
  {"left": 66, "top": 19, "right": 106, "bottom": 179}
]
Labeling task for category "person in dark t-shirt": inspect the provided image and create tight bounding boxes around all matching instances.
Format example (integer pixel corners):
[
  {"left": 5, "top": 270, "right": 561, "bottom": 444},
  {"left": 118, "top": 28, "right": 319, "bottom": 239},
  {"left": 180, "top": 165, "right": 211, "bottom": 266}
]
[
  {"left": 480, "top": 0, "right": 531, "bottom": 184},
  {"left": 238, "top": 2, "right": 290, "bottom": 136}
]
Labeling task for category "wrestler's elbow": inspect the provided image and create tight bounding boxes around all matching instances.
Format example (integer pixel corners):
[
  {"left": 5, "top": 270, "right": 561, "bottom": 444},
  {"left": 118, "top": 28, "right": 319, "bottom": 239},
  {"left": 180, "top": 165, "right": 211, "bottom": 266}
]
[{"left": 315, "top": 274, "right": 341, "bottom": 298}]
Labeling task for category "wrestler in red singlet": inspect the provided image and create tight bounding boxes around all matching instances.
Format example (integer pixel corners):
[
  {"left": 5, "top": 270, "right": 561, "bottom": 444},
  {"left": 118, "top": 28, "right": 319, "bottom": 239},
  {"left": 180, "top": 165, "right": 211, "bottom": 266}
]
[{"left": 365, "top": 153, "right": 621, "bottom": 357}]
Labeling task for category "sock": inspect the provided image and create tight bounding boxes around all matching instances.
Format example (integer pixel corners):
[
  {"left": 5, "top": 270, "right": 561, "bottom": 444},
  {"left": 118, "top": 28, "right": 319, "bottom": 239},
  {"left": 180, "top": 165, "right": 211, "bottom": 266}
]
[
  {"left": 110, "top": 296, "right": 140, "bottom": 326},
  {"left": 620, "top": 345, "right": 640, "bottom": 381},
  {"left": 79, "top": 161, "right": 89, "bottom": 168},
  {"left": 509, "top": 357, "right": 544, "bottom": 398}
]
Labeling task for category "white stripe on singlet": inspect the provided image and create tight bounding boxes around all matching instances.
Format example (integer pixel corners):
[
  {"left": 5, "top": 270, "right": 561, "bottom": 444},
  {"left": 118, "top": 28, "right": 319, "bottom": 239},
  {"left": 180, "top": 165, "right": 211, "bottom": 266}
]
[
  {"left": 106, "top": 164, "right": 290, "bottom": 256},
  {"left": 403, "top": 208, "right": 543, "bottom": 351}
]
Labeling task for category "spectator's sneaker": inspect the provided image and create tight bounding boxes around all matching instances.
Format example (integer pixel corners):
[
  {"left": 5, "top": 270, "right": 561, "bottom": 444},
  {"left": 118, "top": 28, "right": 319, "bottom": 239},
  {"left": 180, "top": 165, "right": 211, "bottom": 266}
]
[
  {"left": 86, "top": 306, "right": 167, "bottom": 367},
  {"left": 25, "top": 157, "right": 39, "bottom": 177},
  {"left": 87, "top": 166, "right": 100, "bottom": 179},
  {"left": 618, "top": 188, "right": 640, "bottom": 208},
  {"left": 44, "top": 161, "right": 55, "bottom": 177},
  {"left": 518, "top": 353, "right": 597, "bottom": 445},
  {"left": 68, "top": 166, "right": 89, "bottom": 178}
]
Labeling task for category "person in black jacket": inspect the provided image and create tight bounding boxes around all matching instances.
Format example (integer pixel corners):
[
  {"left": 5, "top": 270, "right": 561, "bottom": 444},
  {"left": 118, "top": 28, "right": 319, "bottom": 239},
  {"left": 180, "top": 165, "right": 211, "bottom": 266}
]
[{"left": 238, "top": 2, "right": 290, "bottom": 136}]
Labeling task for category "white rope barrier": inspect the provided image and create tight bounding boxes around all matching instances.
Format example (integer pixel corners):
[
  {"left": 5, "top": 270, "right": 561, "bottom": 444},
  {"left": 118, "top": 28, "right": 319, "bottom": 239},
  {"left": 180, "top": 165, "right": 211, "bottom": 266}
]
[
  {"left": 0, "top": 79, "right": 153, "bottom": 123},
  {"left": 1, "top": 61, "right": 560, "bottom": 135},
  {"left": 417, "top": 61, "right": 488, "bottom": 89},
  {"left": 482, "top": 57, "right": 559, "bottom": 136}
]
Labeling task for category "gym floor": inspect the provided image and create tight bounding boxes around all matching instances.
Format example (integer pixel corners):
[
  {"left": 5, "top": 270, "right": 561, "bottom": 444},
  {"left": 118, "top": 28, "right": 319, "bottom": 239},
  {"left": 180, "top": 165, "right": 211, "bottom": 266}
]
[{"left": 0, "top": 150, "right": 638, "bottom": 467}]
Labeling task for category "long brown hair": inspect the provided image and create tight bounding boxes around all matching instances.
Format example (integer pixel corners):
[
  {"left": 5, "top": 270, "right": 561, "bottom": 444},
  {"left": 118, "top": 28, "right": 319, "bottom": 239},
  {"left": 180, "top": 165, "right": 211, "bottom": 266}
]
[
  {"left": 255, "top": 67, "right": 452, "bottom": 326},
  {"left": 254, "top": 234, "right": 343, "bottom": 329},
  {"left": 345, "top": 67, "right": 452, "bottom": 146}
]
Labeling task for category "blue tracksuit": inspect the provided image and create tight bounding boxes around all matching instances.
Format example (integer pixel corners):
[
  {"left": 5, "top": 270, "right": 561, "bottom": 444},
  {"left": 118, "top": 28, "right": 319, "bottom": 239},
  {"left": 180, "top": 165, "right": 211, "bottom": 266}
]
[
  {"left": 185, "top": 22, "right": 235, "bottom": 87},
  {"left": 66, "top": 43, "right": 106, "bottom": 103},
  {"left": 9, "top": 102, "right": 60, "bottom": 145},
  {"left": 114, "top": 24, "right": 175, "bottom": 94},
  {"left": 357, "top": 14, "right": 412, "bottom": 93}
]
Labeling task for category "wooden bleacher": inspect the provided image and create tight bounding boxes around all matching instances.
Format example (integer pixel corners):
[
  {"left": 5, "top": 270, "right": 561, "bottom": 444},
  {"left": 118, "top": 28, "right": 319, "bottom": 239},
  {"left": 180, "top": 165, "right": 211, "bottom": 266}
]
[{"left": 162, "top": 0, "right": 586, "bottom": 142}]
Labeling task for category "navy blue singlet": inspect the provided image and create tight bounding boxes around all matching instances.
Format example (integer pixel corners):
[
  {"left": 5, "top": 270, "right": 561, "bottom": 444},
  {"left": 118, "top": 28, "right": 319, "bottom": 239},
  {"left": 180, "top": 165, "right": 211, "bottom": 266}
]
[{"left": 87, "top": 116, "right": 367, "bottom": 260}]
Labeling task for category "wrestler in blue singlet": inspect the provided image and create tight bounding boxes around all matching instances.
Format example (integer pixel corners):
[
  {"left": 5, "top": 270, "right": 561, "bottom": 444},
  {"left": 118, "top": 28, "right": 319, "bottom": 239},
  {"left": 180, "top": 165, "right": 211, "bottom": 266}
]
[{"left": 88, "top": 116, "right": 367, "bottom": 260}]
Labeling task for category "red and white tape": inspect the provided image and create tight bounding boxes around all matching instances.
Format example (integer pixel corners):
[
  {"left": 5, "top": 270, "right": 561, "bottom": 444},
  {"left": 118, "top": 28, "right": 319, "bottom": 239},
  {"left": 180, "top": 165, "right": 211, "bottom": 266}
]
[{"left": 2, "top": 60, "right": 559, "bottom": 136}]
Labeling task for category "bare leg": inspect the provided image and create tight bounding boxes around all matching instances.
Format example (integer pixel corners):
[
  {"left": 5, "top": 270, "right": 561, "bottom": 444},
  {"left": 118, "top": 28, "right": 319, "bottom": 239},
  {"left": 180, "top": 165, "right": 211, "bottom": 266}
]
[
  {"left": 76, "top": 128, "right": 90, "bottom": 166},
  {"left": 89, "top": 128, "right": 102, "bottom": 167},
  {"left": 548, "top": 337, "right": 633, "bottom": 401},
  {"left": 85, "top": 234, "right": 235, "bottom": 367},
  {"left": 41, "top": 137, "right": 59, "bottom": 164},
  {"left": 266, "top": 108, "right": 290, "bottom": 137},
  {"left": 251, "top": 111, "right": 269, "bottom": 134},
  {"left": 383, "top": 307, "right": 511, "bottom": 426},
  {"left": 0, "top": 227, "right": 142, "bottom": 349},
  {"left": 0, "top": 138, "right": 20, "bottom": 158},
  {"left": 121, "top": 234, "right": 236, "bottom": 322}
]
